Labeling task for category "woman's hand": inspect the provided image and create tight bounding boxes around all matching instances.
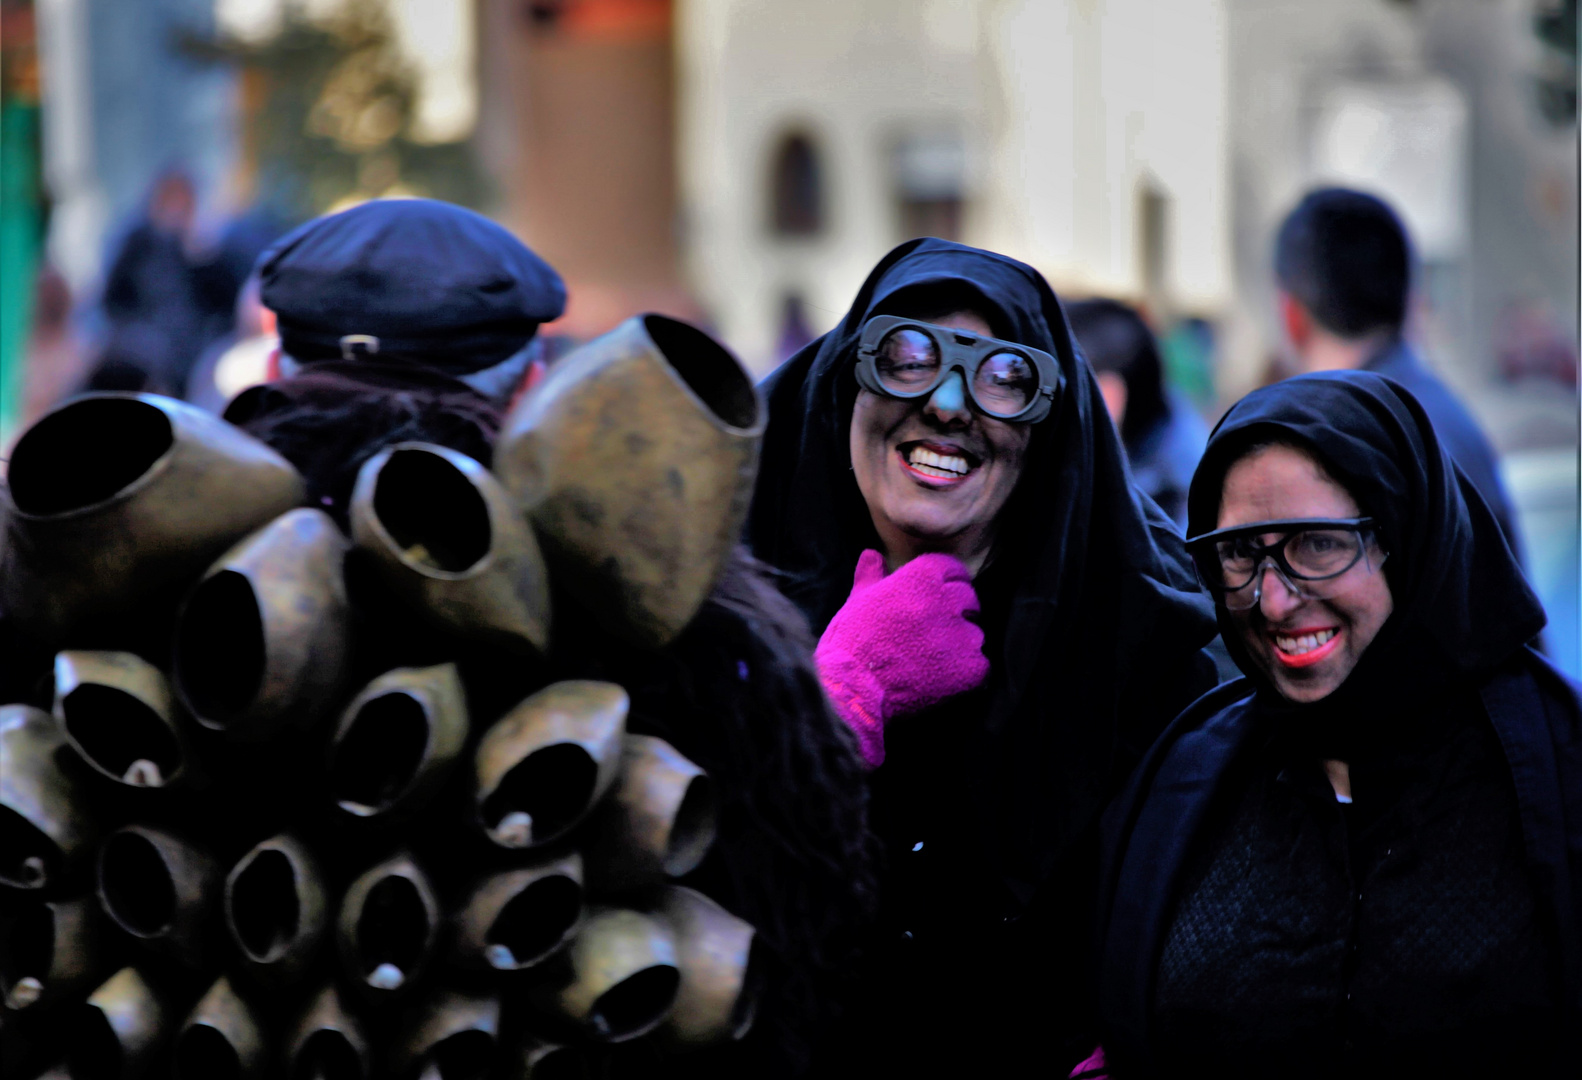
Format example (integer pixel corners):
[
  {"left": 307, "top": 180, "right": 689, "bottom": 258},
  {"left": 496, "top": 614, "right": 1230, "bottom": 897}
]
[
  {"left": 815, "top": 549, "right": 989, "bottom": 768},
  {"left": 1069, "top": 1046, "right": 1109, "bottom": 1079}
]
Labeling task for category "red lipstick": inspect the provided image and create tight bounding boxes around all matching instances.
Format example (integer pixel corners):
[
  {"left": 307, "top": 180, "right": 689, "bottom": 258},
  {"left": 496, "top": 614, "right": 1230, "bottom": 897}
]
[{"left": 1270, "top": 627, "right": 1343, "bottom": 669}]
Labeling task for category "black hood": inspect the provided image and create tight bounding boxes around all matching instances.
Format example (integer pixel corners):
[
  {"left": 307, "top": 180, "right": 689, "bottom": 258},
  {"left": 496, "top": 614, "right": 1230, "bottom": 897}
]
[
  {"left": 747, "top": 237, "right": 1218, "bottom": 894},
  {"left": 1186, "top": 370, "right": 1545, "bottom": 756}
]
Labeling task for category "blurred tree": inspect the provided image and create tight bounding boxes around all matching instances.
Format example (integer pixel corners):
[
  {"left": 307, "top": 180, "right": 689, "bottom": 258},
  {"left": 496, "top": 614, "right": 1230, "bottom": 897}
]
[
  {"left": 1533, "top": 0, "right": 1577, "bottom": 127},
  {"left": 193, "top": 0, "right": 487, "bottom": 221}
]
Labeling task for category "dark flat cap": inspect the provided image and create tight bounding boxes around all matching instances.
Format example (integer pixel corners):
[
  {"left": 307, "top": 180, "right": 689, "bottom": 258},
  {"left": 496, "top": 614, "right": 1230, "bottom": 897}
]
[{"left": 258, "top": 198, "right": 566, "bottom": 374}]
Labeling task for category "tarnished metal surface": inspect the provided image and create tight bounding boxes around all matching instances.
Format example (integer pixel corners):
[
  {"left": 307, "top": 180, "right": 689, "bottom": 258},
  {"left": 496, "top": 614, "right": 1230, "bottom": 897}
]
[
  {"left": 173, "top": 508, "right": 350, "bottom": 742},
  {"left": 474, "top": 681, "right": 628, "bottom": 850},
  {"left": 175, "top": 975, "right": 266, "bottom": 1080},
  {"left": 390, "top": 987, "right": 500, "bottom": 1080},
  {"left": 71, "top": 966, "right": 169, "bottom": 1080},
  {"left": 351, "top": 442, "right": 551, "bottom": 654},
  {"left": 52, "top": 651, "right": 192, "bottom": 789},
  {"left": 513, "top": 1036, "right": 594, "bottom": 1080},
  {"left": 285, "top": 983, "right": 369, "bottom": 1080},
  {"left": 96, "top": 824, "right": 219, "bottom": 970},
  {"left": 654, "top": 885, "right": 759, "bottom": 1048},
  {"left": 0, "top": 894, "right": 102, "bottom": 1013},
  {"left": 336, "top": 852, "right": 440, "bottom": 998},
  {"left": 495, "top": 315, "right": 764, "bottom": 647},
  {"left": 585, "top": 735, "right": 717, "bottom": 894},
  {"left": 0, "top": 704, "right": 96, "bottom": 892},
  {"left": 454, "top": 853, "right": 584, "bottom": 972},
  {"left": 0, "top": 393, "right": 304, "bottom": 643},
  {"left": 328, "top": 664, "right": 467, "bottom": 822},
  {"left": 534, "top": 905, "right": 680, "bottom": 1043},
  {"left": 223, "top": 834, "right": 327, "bottom": 985}
]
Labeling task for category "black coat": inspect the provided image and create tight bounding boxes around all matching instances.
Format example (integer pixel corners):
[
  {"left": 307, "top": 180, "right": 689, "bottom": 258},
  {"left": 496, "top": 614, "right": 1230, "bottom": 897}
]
[
  {"left": 1096, "top": 650, "right": 1582, "bottom": 1076},
  {"left": 1097, "top": 371, "right": 1573, "bottom": 1075},
  {"left": 746, "top": 239, "right": 1219, "bottom": 1071}
]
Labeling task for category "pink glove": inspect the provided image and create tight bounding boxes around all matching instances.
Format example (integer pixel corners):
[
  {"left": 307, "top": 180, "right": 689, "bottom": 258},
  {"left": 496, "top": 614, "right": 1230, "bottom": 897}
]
[
  {"left": 815, "top": 549, "right": 989, "bottom": 768},
  {"left": 1069, "top": 1046, "right": 1109, "bottom": 1079}
]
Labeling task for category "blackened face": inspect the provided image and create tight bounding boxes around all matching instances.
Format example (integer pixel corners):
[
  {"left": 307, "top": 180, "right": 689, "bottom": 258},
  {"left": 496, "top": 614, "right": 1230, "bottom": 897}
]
[
  {"left": 1217, "top": 443, "right": 1394, "bottom": 703},
  {"left": 849, "top": 310, "right": 1033, "bottom": 568}
]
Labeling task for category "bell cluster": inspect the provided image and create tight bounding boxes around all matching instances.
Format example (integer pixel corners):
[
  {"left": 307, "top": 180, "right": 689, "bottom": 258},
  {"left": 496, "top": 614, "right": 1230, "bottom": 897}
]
[{"left": 0, "top": 315, "right": 767, "bottom": 1079}]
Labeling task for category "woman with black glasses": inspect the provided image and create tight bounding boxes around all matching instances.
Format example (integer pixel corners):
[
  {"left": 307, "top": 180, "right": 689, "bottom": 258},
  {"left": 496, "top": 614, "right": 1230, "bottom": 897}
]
[
  {"left": 1090, "top": 370, "right": 1581, "bottom": 1078},
  {"left": 747, "top": 238, "right": 1219, "bottom": 1074}
]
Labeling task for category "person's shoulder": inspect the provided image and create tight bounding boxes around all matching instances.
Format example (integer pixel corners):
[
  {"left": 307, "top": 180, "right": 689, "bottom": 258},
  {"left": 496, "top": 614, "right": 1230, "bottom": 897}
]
[
  {"left": 1167, "top": 677, "right": 1257, "bottom": 748},
  {"left": 1508, "top": 646, "right": 1582, "bottom": 726},
  {"left": 1128, "top": 676, "right": 1257, "bottom": 792},
  {"left": 1371, "top": 346, "right": 1493, "bottom": 444}
]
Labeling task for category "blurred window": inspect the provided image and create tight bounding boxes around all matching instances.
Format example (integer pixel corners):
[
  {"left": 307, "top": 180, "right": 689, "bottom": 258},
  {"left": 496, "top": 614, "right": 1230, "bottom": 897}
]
[
  {"left": 770, "top": 132, "right": 825, "bottom": 237},
  {"left": 893, "top": 132, "right": 964, "bottom": 242},
  {"left": 1138, "top": 181, "right": 1169, "bottom": 306}
]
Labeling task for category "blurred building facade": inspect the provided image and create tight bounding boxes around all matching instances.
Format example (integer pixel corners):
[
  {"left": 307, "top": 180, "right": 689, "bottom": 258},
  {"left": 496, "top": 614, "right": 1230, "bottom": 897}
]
[
  {"left": 674, "top": 0, "right": 1232, "bottom": 373},
  {"left": 476, "top": 0, "right": 698, "bottom": 338}
]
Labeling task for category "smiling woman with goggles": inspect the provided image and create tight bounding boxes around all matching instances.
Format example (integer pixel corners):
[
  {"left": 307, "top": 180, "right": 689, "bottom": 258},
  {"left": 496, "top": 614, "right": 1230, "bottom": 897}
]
[
  {"left": 1186, "top": 516, "right": 1388, "bottom": 611},
  {"left": 855, "top": 314, "right": 1063, "bottom": 422}
]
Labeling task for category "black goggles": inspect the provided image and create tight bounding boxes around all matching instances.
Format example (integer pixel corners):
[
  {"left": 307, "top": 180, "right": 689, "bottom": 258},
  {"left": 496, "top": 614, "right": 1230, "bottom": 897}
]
[
  {"left": 1185, "top": 517, "right": 1386, "bottom": 609},
  {"left": 855, "top": 315, "right": 1062, "bottom": 423}
]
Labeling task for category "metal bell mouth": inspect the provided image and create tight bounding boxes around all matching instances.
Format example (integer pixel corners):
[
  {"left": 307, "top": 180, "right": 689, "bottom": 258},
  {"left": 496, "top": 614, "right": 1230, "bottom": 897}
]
[
  {"left": 0, "top": 895, "right": 101, "bottom": 1013},
  {"left": 655, "top": 886, "right": 762, "bottom": 1047},
  {"left": 53, "top": 651, "right": 187, "bottom": 789},
  {"left": 0, "top": 393, "right": 303, "bottom": 643},
  {"left": 174, "top": 975, "right": 266, "bottom": 1080},
  {"left": 1, "top": 705, "right": 96, "bottom": 892},
  {"left": 224, "top": 835, "right": 326, "bottom": 982},
  {"left": 538, "top": 906, "right": 681, "bottom": 1044},
  {"left": 516, "top": 1038, "right": 594, "bottom": 1080},
  {"left": 392, "top": 989, "right": 500, "bottom": 1080},
  {"left": 350, "top": 442, "right": 552, "bottom": 655},
  {"left": 68, "top": 967, "right": 169, "bottom": 1080},
  {"left": 455, "top": 855, "right": 584, "bottom": 972},
  {"left": 7, "top": 395, "right": 179, "bottom": 518},
  {"left": 174, "top": 508, "right": 351, "bottom": 743},
  {"left": 0, "top": 806, "right": 56, "bottom": 891},
  {"left": 96, "top": 825, "right": 218, "bottom": 969},
  {"left": 586, "top": 735, "right": 718, "bottom": 894},
  {"left": 286, "top": 984, "right": 369, "bottom": 1080},
  {"left": 337, "top": 853, "right": 440, "bottom": 997},
  {"left": 328, "top": 665, "right": 468, "bottom": 822},
  {"left": 495, "top": 314, "right": 765, "bottom": 648},
  {"left": 474, "top": 681, "right": 628, "bottom": 850}
]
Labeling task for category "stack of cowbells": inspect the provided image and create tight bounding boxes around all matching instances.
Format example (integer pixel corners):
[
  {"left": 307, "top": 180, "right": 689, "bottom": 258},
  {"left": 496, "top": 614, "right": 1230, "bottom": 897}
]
[{"left": 0, "top": 313, "right": 768, "bottom": 1080}]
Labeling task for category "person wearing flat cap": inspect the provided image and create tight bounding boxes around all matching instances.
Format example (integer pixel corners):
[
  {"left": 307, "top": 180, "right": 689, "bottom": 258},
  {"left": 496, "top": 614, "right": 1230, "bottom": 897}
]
[{"left": 221, "top": 197, "right": 566, "bottom": 525}]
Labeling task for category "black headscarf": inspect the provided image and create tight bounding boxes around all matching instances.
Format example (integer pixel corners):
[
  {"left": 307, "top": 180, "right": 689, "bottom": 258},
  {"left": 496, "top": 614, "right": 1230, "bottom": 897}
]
[
  {"left": 747, "top": 238, "right": 1217, "bottom": 895},
  {"left": 1186, "top": 370, "right": 1545, "bottom": 758}
]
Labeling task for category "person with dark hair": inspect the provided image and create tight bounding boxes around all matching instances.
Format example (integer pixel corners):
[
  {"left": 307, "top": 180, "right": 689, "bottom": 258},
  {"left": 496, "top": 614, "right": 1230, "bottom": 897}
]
[
  {"left": 748, "top": 238, "right": 1220, "bottom": 1072},
  {"left": 220, "top": 197, "right": 568, "bottom": 523},
  {"left": 91, "top": 170, "right": 211, "bottom": 396},
  {"left": 216, "top": 199, "right": 876, "bottom": 1077},
  {"left": 1068, "top": 297, "right": 1209, "bottom": 525},
  {"left": 1092, "top": 371, "right": 1580, "bottom": 1078},
  {"left": 229, "top": 391, "right": 875, "bottom": 1080},
  {"left": 1274, "top": 187, "right": 1521, "bottom": 554}
]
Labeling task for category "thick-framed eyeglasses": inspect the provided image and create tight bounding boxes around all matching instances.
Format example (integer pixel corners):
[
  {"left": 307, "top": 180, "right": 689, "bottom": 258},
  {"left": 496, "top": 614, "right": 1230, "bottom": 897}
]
[
  {"left": 854, "top": 314, "right": 1063, "bottom": 423},
  {"left": 1185, "top": 517, "right": 1388, "bottom": 612}
]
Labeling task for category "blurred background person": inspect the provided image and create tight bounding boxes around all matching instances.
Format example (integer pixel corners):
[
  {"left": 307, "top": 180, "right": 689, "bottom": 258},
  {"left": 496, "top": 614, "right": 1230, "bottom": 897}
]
[
  {"left": 1274, "top": 187, "right": 1522, "bottom": 558},
  {"left": 1069, "top": 297, "right": 1209, "bottom": 527},
  {"left": 184, "top": 273, "right": 278, "bottom": 413},
  {"left": 87, "top": 169, "right": 212, "bottom": 395}
]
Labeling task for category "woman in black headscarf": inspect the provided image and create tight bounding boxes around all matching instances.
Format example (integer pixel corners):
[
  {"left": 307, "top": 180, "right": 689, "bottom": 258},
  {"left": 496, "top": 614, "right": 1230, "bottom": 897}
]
[
  {"left": 748, "top": 239, "right": 1219, "bottom": 1072},
  {"left": 1093, "top": 371, "right": 1582, "bottom": 1078}
]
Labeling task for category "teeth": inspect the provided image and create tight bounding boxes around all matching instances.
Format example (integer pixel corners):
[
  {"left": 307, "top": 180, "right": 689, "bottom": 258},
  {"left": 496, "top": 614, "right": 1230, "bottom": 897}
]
[
  {"left": 907, "top": 447, "right": 970, "bottom": 477},
  {"left": 1273, "top": 628, "right": 1337, "bottom": 655}
]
